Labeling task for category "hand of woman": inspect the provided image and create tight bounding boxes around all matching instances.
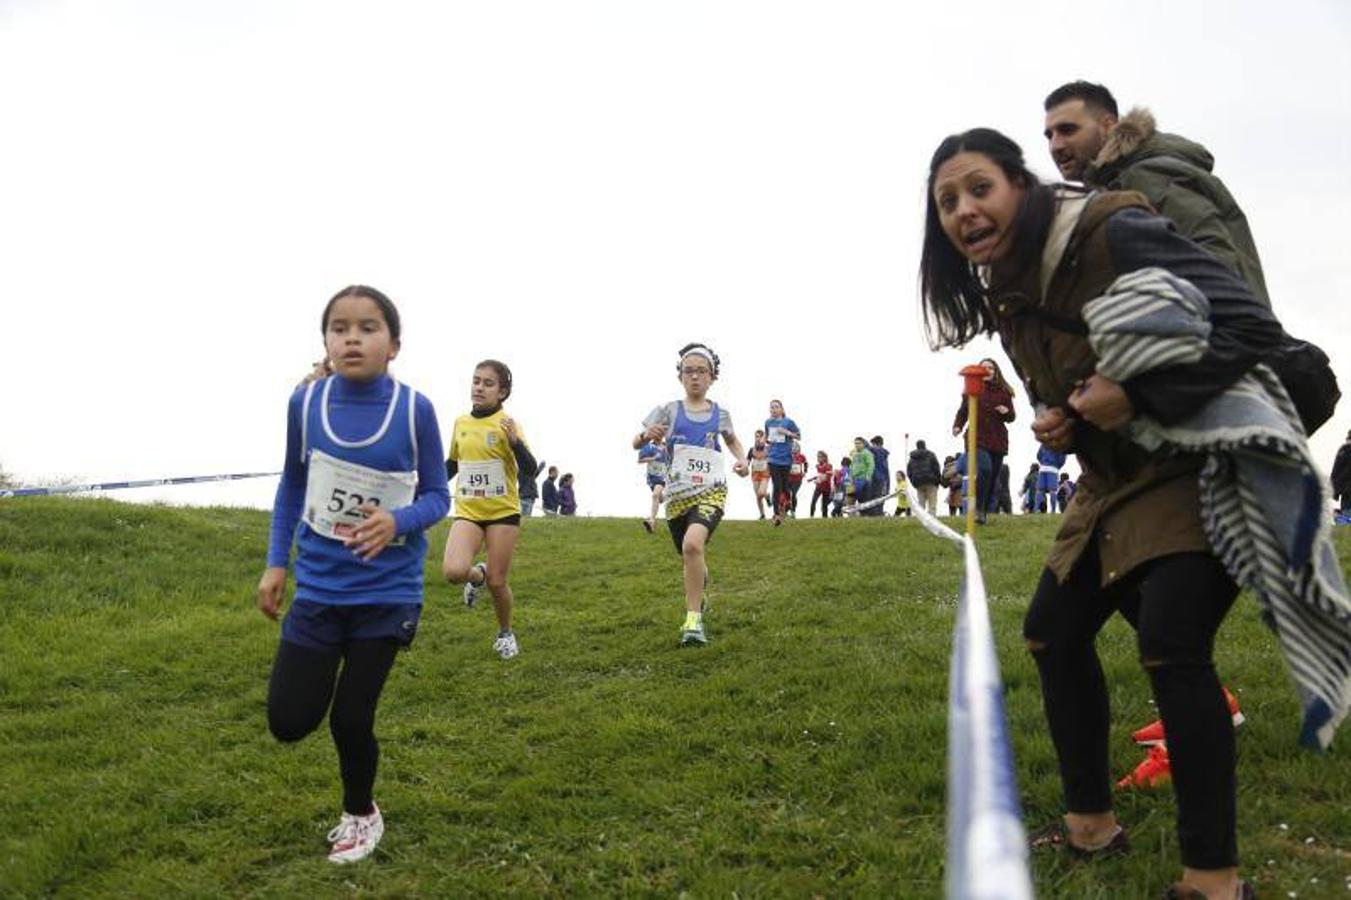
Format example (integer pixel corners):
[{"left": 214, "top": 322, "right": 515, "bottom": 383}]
[
  {"left": 732, "top": 459, "right": 749, "bottom": 478},
  {"left": 1069, "top": 374, "right": 1134, "bottom": 431},
  {"left": 951, "top": 424, "right": 962, "bottom": 437},
  {"left": 501, "top": 417, "right": 518, "bottom": 443},
  {"left": 643, "top": 422, "right": 667, "bottom": 443},
  {"left": 347, "top": 506, "right": 397, "bottom": 561},
  {"left": 1032, "top": 406, "right": 1075, "bottom": 451},
  {"left": 995, "top": 405, "right": 1010, "bottom": 415},
  {"left": 257, "top": 567, "right": 288, "bottom": 620}
]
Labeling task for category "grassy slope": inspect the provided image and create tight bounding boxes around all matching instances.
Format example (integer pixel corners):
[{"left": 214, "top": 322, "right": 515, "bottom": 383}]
[{"left": 1, "top": 498, "right": 1347, "bottom": 898}]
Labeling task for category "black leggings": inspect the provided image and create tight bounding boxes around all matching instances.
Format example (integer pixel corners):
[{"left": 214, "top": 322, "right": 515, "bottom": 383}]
[
  {"left": 769, "top": 464, "right": 792, "bottom": 515},
  {"left": 811, "top": 488, "right": 831, "bottom": 518},
  {"left": 1023, "top": 543, "right": 1240, "bottom": 869},
  {"left": 268, "top": 639, "right": 400, "bottom": 815}
]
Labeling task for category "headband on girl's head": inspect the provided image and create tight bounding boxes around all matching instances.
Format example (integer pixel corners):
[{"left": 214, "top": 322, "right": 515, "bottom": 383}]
[{"left": 677, "top": 342, "right": 720, "bottom": 375}]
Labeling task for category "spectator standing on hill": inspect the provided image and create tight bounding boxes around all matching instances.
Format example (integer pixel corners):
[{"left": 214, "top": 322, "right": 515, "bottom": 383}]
[
  {"left": 848, "top": 437, "right": 874, "bottom": 514},
  {"left": 787, "top": 441, "right": 808, "bottom": 517},
  {"left": 907, "top": 439, "right": 943, "bottom": 516},
  {"left": 1056, "top": 473, "right": 1075, "bottom": 511},
  {"left": 942, "top": 454, "right": 961, "bottom": 516},
  {"left": 953, "top": 448, "right": 990, "bottom": 519},
  {"left": 1037, "top": 445, "right": 1068, "bottom": 513},
  {"left": 809, "top": 450, "right": 833, "bottom": 519},
  {"left": 1022, "top": 463, "right": 1040, "bottom": 512},
  {"left": 952, "top": 357, "right": 1016, "bottom": 523},
  {"left": 1334, "top": 431, "right": 1351, "bottom": 518},
  {"left": 866, "top": 436, "right": 891, "bottom": 516},
  {"left": 558, "top": 473, "right": 577, "bottom": 516},
  {"left": 764, "top": 400, "right": 801, "bottom": 525},
  {"left": 540, "top": 466, "right": 560, "bottom": 516},
  {"left": 518, "top": 457, "right": 541, "bottom": 518}
]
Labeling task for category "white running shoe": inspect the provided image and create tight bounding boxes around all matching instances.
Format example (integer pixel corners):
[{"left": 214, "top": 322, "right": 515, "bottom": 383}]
[
  {"left": 327, "top": 803, "right": 384, "bottom": 864},
  {"left": 493, "top": 631, "right": 519, "bottom": 660},
  {"left": 680, "top": 612, "right": 707, "bottom": 646},
  {"left": 463, "top": 562, "right": 487, "bottom": 608}
]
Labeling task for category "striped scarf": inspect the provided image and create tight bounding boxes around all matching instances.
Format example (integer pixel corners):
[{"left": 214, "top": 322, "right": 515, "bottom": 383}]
[{"left": 1084, "top": 267, "right": 1350, "bottom": 750}]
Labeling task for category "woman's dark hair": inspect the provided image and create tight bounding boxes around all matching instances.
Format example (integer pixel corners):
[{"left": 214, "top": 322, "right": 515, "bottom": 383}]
[
  {"left": 561, "top": 473, "right": 574, "bottom": 485},
  {"left": 979, "top": 357, "right": 1017, "bottom": 399},
  {"left": 839, "top": 456, "right": 850, "bottom": 467},
  {"left": 322, "top": 285, "right": 401, "bottom": 342},
  {"left": 918, "top": 128, "right": 1055, "bottom": 349},
  {"left": 475, "top": 359, "right": 513, "bottom": 401}
]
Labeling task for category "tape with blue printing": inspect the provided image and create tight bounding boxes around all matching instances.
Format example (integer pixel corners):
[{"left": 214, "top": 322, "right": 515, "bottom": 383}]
[{"left": 0, "top": 471, "right": 280, "bottom": 498}]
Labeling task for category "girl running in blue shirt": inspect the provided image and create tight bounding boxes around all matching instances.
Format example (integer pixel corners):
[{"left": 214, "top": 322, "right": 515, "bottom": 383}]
[
  {"left": 259, "top": 285, "right": 450, "bottom": 865},
  {"left": 764, "top": 400, "right": 801, "bottom": 524}
]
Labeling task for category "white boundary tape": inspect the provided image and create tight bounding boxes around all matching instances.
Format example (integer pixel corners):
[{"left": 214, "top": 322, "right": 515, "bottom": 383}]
[
  {"left": 0, "top": 471, "right": 280, "bottom": 498},
  {"left": 841, "top": 487, "right": 901, "bottom": 516},
  {"left": 945, "top": 535, "right": 1033, "bottom": 899},
  {"left": 901, "top": 479, "right": 964, "bottom": 544}
]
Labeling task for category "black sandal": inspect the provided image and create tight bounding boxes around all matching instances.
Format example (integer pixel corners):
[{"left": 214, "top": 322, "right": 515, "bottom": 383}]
[{"left": 1028, "top": 820, "right": 1130, "bottom": 859}]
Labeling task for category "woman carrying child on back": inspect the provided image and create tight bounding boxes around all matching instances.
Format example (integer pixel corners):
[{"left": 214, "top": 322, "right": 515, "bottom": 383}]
[
  {"left": 259, "top": 285, "right": 450, "bottom": 864},
  {"left": 441, "top": 360, "right": 537, "bottom": 660}
]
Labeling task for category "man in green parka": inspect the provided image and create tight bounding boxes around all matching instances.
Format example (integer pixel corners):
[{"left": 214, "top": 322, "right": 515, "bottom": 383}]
[{"left": 1041, "top": 80, "right": 1271, "bottom": 309}]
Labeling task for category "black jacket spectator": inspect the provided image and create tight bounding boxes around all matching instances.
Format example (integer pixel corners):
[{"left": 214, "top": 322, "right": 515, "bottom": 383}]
[
  {"left": 541, "top": 475, "right": 559, "bottom": 514},
  {"left": 907, "top": 444, "right": 943, "bottom": 487},
  {"left": 1332, "top": 432, "right": 1351, "bottom": 509}
]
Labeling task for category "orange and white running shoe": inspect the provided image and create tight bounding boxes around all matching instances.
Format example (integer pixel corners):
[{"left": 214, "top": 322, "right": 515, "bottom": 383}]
[{"left": 1117, "top": 744, "right": 1172, "bottom": 790}]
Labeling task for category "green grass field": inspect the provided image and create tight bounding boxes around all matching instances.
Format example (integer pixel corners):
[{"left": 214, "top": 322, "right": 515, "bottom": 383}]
[{"left": 2, "top": 498, "right": 1348, "bottom": 898}]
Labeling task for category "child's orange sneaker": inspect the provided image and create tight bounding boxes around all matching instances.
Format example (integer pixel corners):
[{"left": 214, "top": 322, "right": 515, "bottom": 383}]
[{"left": 1117, "top": 744, "right": 1172, "bottom": 790}]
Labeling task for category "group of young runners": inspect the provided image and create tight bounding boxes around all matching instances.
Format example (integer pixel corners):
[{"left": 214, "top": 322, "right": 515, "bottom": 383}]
[{"left": 260, "top": 290, "right": 764, "bottom": 864}]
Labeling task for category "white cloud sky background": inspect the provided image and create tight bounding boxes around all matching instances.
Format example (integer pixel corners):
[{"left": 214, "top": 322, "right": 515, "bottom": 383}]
[{"left": 2, "top": 0, "right": 1349, "bottom": 520}]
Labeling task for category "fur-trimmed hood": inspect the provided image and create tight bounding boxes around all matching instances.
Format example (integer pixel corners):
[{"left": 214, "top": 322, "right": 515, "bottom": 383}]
[{"left": 1092, "top": 107, "right": 1216, "bottom": 175}]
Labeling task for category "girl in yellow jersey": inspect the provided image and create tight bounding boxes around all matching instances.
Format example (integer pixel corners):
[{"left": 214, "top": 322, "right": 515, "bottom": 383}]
[{"left": 441, "top": 360, "right": 536, "bottom": 660}]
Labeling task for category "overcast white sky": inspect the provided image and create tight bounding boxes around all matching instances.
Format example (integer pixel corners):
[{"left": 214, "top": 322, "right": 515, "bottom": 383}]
[{"left": 3, "top": 0, "right": 1349, "bottom": 520}]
